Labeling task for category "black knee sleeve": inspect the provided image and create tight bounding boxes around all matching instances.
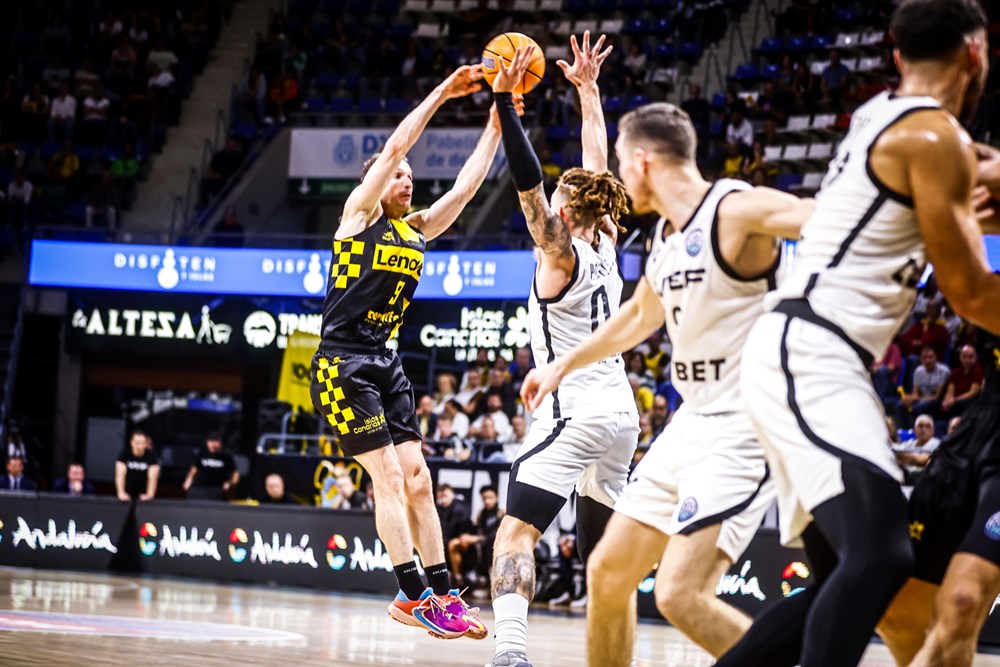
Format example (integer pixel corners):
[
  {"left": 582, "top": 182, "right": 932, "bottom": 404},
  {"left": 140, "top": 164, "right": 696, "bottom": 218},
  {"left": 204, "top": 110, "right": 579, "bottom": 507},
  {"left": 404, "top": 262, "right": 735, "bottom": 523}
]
[{"left": 576, "top": 495, "right": 615, "bottom": 564}]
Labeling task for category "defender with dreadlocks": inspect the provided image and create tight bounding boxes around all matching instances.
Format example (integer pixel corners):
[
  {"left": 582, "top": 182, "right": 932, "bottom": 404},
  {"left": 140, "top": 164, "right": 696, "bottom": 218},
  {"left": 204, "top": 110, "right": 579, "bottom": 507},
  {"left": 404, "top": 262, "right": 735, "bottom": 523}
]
[{"left": 485, "top": 34, "right": 638, "bottom": 667}]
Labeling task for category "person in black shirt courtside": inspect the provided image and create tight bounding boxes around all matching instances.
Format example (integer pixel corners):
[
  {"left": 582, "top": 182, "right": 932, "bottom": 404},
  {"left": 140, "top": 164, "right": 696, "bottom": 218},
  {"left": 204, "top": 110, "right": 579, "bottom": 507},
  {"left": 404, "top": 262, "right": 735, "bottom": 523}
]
[
  {"left": 115, "top": 430, "right": 160, "bottom": 502},
  {"left": 183, "top": 432, "right": 239, "bottom": 501},
  {"left": 309, "top": 64, "right": 520, "bottom": 642}
]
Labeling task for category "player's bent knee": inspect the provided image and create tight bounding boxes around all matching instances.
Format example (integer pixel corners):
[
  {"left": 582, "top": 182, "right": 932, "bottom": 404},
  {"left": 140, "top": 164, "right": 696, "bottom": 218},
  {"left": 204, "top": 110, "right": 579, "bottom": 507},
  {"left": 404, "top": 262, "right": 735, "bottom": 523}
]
[
  {"left": 587, "top": 544, "right": 632, "bottom": 596},
  {"left": 654, "top": 581, "right": 697, "bottom": 622},
  {"left": 402, "top": 462, "right": 432, "bottom": 499},
  {"left": 940, "top": 585, "right": 987, "bottom": 629},
  {"left": 373, "top": 464, "right": 406, "bottom": 500},
  {"left": 494, "top": 516, "right": 538, "bottom": 554}
]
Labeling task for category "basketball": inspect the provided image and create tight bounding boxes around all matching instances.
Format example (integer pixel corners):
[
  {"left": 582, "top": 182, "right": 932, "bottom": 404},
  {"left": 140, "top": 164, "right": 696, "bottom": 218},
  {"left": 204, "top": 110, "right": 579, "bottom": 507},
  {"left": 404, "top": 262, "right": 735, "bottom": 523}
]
[{"left": 481, "top": 32, "right": 546, "bottom": 94}]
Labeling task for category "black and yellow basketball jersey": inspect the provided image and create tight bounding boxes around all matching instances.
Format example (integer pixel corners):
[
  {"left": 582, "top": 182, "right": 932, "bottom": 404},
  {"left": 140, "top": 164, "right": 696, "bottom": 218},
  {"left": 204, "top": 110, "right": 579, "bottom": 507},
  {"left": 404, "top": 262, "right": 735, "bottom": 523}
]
[{"left": 319, "top": 214, "right": 425, "bottom": 350}]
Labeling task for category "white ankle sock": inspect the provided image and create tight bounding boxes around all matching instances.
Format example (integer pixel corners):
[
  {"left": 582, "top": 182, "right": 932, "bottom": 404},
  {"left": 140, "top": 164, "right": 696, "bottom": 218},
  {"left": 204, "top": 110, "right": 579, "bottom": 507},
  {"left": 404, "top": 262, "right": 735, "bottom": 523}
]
[{"left": 492, "top": 593, "right": 529, "bottom": 656}]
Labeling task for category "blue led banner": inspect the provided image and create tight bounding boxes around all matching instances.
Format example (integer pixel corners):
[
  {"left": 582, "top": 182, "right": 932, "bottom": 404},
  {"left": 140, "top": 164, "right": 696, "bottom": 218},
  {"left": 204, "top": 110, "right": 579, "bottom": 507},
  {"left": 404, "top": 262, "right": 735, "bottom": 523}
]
[{"left": 29, "top": 241, "right": 537, "bottom": 300}]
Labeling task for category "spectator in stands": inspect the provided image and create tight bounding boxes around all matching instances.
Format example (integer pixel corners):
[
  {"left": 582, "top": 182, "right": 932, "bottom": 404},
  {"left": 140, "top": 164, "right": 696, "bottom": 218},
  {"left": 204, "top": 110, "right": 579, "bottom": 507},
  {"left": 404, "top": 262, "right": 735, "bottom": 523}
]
[
  {"left": 334, "top": 472, "right": 370, "bottom": 510},
  {"left": 48, "top": 83, "right": 77, "bottom": 143},
  {"left": 81, "top": 83, "right": 111, "bottom": 145},
  {"left": 115, "top": 430, "right": 160, "bottom": 501},
  {"left": 681, "top": 84, "right": 711, "bottom": 140},
  {"left": 509, "top": 347, "right": 534, "bottom": 395},
  {"left": 209, "top": 206, "right": 245, "bottom": 247},
  {"left": 650, "top": 394, "right": 669, "bottom": 439},
  {"left": 893, "top": 414, "right": 940, "bottom": 484},
  {"left": 21, "top": 82, "right": 50, "bottom": 141},
  {"left": 726, "top": 106, "right": 754, "bottom": 151},
  {"left": 872, "top": 340, "right": 903, "bottom": 407},
  {"left": 896, "top": 345, "right": 950, "bottom": 428},
  {"left": 638, "top": 414, "right": 654, "bottom": 448},
  {"left": 636, "top": 329, "right": 671, "bottom": 381},
  {"left": 626, "top": 351, "right": 656, "bottom": 391},
  {"left": 539, "top": 147, "right": 563, "bottom": 192},
  {"left": 455, "top": 369, "right": 486, "bottom": 417},
  {"left": 42, "top": 56, "right": 71, "bottom": 97},
  {"left": 86, "top": 170, "right": 120, "bottom": 229},
  {"left": 821, "top": 50, "right": 852, "bottom": 110},
  {"left": 202, "top": 137, "right": 245, "bottom": 202},
  {"left": 433, "top": 372, "right": 458, "bottom": 414},
  {"left": 106, "top": 115, "right": 139, "bottom": 148},
  {"left": 268, "top": 70, "right": 298, "bottom": 124},
  {"left": 505, "top": 414, "right": 527, "bottom": 457},
  {"left": 128, "top": 15, "right": 149, "bottom": 50},
  {"left": 473, "top": 416, "right": 501, "bottom": 461},
  {"left": 548, "top": 532, "right": 586, "bottom": 608},
  {"left": 486, "top": 368, "right": 516, "bottom": 415},
  {"left": 447, "top": 485, "right": 504, "bottom": 589},
  {"left": 74, "top": 58, "right": 102, "bottom": 102},
  {"left": 183, "top": 432, "right": 239, "bottom": 501},
  {"left": 776, "top": 55, "right": 797, "bottom": 92},
  {"left": 543, "top": 77, "right": 576, "bottom": 128},
  {"left": 912, "top": 275, "right": 941, "bottom": 322},
  {"left": 0, "top": 455, "right": 35, "bottom": 491},
  {"left": 941, "top": 344, "right": 984, "bottom": 418},
  {"left": 284, "top": 44, "right": 309, "bottom": 86},
  {"left": 629, "top": 374, "right": 653, "bottom": 415},
  {"left": 111, "top": 143, "right": 139, "bottom": 202},
  {"left": 432, "top": 414, "right": 466, "bottom": 459},
  {"left": 942, "top": 302, "right": 963, "bottom": 344},
  {"left": 416, "top": 394, "right": 438, "bottom": 440},
  {"left": 147, "top": 64, "right": 176, "bottom": 92},
  {"left": 623, "top": 40, "right": 647, "bottom": 92},
  {"left": 147, "top": 38, "right": 180, "bottom": 74},
  {"left": 722, "top": 141, "right": 746, "bottom": 178},
  {"left": 793, "top": 60, "right": 822, "bottom": 114},
  {"left": 240, "top": 67, "right": 268, "bottom": 123},
  {"left": 48, "top": 141, "right": 80, "bottom": 186},
  {"left": 6, "top": 171, "right": 33, "bottom": 230},
  {"left": 898, "top": 300, "right": 948, "bottom": 363},
  {"left": 109, "top": 35, "right": 138, "bottom": 91},
  {"left": 259, "top": 472, "right": 292, "bottom": 504},
  {"left": 437, "top": 484, "right": 473, "bottom": 563},
  {"left": 51, "top": 462, "right": 95, "bottom": 496}
]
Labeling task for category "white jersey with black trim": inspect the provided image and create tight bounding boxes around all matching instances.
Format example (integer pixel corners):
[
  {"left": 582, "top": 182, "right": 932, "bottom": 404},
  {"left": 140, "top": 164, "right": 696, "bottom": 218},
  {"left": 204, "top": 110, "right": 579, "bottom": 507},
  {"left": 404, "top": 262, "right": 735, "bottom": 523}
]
[
  {"left": 645, "top": 178, "right": 782, "bottom": 415},
  {"left": 529, "top": 232, "right": 636, "bottom": 419},
  {"left": 768, "top": 91, "right": 941, "bottom": 360}
]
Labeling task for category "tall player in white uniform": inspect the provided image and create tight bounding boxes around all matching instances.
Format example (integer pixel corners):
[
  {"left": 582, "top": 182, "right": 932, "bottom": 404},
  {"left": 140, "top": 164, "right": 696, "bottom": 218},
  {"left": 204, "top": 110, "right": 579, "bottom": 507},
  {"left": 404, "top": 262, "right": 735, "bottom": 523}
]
[
  {"left": 486, "top": 35, "right": 638, "bottom": 667},
  {"left": 522, "top": 102, "right": 814, "bottom": 666},
  {"left": 712, "top": 1, "right": 1000, "bottom": 666}
]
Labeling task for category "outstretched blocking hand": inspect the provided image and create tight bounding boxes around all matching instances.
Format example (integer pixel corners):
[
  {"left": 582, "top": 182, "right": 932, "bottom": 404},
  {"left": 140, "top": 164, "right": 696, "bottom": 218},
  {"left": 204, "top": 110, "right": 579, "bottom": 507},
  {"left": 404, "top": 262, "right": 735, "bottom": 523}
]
[
  {"left": 488, "top": 93, "right": 525, "bottom": 130},
  {"left": 440, "top": 64, "right": 485, "bottom": 100},
  {"left": 492, "top": 46, "right": 536, "bottom": 94},
  {"left": 556, "top": 30, "right": 613, "bottom": 89}
]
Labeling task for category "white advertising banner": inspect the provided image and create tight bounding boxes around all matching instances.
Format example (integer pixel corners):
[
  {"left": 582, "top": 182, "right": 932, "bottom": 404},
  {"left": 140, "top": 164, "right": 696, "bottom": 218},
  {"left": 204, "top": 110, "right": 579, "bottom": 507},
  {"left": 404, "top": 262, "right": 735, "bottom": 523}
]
[{"left": 288, "top": 128, "right": 506, "bottom": 181}]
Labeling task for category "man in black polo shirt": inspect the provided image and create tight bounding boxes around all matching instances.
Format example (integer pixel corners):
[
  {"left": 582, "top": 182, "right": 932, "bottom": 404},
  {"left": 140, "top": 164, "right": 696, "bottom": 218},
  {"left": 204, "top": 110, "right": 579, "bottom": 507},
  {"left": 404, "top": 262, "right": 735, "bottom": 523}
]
[
  {"left": 115, "top": 430, "right": 160, "bottom": 501},
  {"left": 183, "top": 432, "right": 238, "bottom": 501}
]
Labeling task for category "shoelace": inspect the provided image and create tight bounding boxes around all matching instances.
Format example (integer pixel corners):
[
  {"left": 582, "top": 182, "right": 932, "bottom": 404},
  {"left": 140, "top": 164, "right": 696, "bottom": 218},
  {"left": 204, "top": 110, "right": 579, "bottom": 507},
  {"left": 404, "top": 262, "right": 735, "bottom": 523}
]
[{"left": 438, "top": 590, "right": 481, "bottom": 616}]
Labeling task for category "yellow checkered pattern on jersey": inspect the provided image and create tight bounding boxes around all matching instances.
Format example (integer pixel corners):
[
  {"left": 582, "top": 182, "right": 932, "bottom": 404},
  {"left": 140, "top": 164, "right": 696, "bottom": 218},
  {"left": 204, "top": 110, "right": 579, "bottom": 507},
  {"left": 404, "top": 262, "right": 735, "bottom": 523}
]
[
  {"left": 315, "top": 357, "right": 355, "bottom": 435},
  {"left": 331, "top": 240, "right": 365, "bottom": 289}
]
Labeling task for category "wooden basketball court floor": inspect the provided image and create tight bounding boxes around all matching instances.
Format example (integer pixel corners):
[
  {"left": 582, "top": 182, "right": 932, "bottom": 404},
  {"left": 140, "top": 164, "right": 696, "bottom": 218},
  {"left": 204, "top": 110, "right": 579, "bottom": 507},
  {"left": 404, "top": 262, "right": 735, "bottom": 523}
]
[{"left": 2, "top": 568, "right": 999, "bottom": 666}]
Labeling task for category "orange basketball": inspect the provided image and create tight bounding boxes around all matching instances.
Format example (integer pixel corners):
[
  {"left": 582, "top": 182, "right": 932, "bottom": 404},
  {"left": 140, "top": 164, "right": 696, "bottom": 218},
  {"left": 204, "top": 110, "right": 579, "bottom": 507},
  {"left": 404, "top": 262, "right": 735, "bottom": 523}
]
[{"left": 481, "top": 32, "right": 546, "bottom": 94}]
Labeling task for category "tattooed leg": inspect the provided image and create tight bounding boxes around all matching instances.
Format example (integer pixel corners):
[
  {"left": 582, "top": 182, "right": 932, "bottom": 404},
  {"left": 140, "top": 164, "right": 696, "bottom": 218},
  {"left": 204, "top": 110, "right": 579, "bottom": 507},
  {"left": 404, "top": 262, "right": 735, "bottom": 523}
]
[{"left": 490, "top": 516, "right": 543, "bottom": 659}]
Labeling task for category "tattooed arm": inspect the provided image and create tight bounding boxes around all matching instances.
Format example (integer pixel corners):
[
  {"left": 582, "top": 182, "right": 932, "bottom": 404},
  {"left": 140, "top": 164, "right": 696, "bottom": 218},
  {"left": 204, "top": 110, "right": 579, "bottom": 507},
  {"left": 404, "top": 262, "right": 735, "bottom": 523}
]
[{"left": 493, "top": 47, "right": 576, "bottom": 297}]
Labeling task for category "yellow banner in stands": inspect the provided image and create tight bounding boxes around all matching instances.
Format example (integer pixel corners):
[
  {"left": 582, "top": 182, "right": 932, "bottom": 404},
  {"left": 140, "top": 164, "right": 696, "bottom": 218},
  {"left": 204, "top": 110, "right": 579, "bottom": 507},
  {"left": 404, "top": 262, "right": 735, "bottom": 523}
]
[{"left": 277, "top": 331, "right": 320, "bottom": 412}]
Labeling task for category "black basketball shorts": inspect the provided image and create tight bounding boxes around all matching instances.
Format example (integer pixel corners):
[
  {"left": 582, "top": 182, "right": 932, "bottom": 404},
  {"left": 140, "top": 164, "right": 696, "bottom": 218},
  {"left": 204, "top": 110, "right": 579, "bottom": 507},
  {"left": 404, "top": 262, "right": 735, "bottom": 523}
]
[{"left": 310, "top": 348, "right": 421, "bottom": 457}]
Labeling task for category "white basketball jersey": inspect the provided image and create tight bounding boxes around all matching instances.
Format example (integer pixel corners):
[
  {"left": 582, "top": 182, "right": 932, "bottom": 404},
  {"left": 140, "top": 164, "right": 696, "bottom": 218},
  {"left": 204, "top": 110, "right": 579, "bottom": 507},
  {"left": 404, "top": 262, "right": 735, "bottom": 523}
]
[
  {"left": 529, "top": 233, "right": 636, "bottom": 419},
  {"left": 645, "top": 179, "right": 781, "bottom": 414},
  {"left": 769, "top": 91, "right": 941, "bottom": 360}
]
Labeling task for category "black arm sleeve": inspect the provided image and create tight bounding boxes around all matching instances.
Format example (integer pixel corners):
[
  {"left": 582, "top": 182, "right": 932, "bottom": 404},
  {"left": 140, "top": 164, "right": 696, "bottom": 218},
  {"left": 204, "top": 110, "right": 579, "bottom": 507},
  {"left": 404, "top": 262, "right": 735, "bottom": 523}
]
[{"left": 494, "top": 92, "right": 544, "bottom": 192}]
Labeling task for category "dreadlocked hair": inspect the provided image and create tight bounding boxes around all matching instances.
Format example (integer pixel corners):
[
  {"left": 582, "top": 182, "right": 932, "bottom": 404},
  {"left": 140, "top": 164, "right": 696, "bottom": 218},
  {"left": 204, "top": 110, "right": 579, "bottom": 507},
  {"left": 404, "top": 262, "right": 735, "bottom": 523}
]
[{"left": 556, "top": 168, "right": 630, "bottom": 249}]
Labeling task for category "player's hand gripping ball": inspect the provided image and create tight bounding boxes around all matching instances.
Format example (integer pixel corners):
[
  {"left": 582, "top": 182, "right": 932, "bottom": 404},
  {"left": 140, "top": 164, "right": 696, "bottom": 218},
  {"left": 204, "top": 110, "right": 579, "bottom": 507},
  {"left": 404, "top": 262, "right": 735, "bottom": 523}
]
[{"left": 482, "top": 33, "right": 546, "bottom": 94}]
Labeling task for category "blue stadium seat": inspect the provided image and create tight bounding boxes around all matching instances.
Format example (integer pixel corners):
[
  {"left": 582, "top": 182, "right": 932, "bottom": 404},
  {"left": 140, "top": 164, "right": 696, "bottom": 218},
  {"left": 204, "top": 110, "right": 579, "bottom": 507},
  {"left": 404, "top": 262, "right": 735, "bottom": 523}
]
[
  {"left": 569, "top": 126, "right": 582, "bottom": 140},
  {"left": 761, "top": 63, "right": 780, "bottom": 78},
  {"left": 624, "top": 19, "right": 650, "bottom": 34},
  {"left": 315, "top": 72, "right": 341, "bottom": 91},
  {"left": 546, "top": 125, "right": 570, "bottom": 141},
  {"left": 568, "top": 151, "right": 582, "bottom": 166},
  {"left": 834, "top": 8, "right": 858, "bottom": 23},
  {"left": 757, "top": 38, "right": 783, "bottom": 53},
  {"left": 40, "top": 142, "right": 61, "bottom": 161},
  {"left": 605, "top": 123, "right": 618, "bottom": 138},
  {"left": 786, "top": 37, "right": 807, "bottom": 51},
  {"left": 99, "top": 146, "right": 121, "bottom": 163},
  {"left": 654, "top": 43, "right": 677, "bottom": 60},
  {"left": 231, "top": 122, "right": 258, "bottom": 140},
  {"left": 680, "top": 42, "right": 702, "bottom": 59},
  {"left": 304, "top": 96, "right": 326, "bottom": 112},
  {"left": 626, "top": 95, "right": 651, "bottom": 110},
  {"left": 775, "top": 173, "right": 802, "bottom": 191},
  {"left": 652, "top": 18, "right": 673, "bottom": 34},
  {"left": 358, "top": 98, "right": 382, "bottom": 113},
  {"left": 74, "top": 145, "right": 97, "bottom": 162},
  {"left": 550, "top": 151, "right": 567, "bottom": 168},
  {"left": 604, "top": 96, "right": 624, "bottom": 114},
  {"left": 385, "top": 98, "right": 409, "bottom": 113},
  {"left": 509, "top": 210, "right": 527, "bottom": 232},
  {"left": 329, "top": 97, "right": 354, "bottom": 113},
  {"left": 709, "top": 119, "right": 724, "bottom": 137},
  {"left": 710, "top": 92, "right": 727, "bottom": 109},
  {"left": 809, "top": 35, "right": 831, "bottom": 50},
  {"left": 732, "top": 64, "right": 759, "bottom": 82}
]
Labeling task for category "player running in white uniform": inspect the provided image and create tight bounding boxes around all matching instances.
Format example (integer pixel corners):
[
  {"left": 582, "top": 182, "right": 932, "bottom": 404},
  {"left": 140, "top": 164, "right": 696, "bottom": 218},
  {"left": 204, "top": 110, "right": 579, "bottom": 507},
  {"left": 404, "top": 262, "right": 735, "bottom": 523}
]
[
  {"left": 712, "top": 1, "right": 1000, "bottom": 666},
  {"left": 522, "top": 103, "right": 814, "bottom": 666},
  {"left": 486, "top": 35, "right": 639, "bottom": 667}
]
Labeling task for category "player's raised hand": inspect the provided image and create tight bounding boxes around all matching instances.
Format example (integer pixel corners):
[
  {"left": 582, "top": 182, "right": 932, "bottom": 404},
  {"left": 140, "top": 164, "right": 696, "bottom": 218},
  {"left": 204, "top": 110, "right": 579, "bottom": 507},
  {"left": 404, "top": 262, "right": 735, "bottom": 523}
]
[
  {"left": 556, "top": 30, "right": 613, "bottom": 89},
  {"left": 440, "top": 64, "right": 484, "bottom": 99},
  {"left": 520, "top": 364, "right": 563, "bottom": 413},
  {"left": 488, "top": 93, "right": 525, "bottom": 130},
  {"left": 493, "top": 46, "right": 536, "bottom": 94}
]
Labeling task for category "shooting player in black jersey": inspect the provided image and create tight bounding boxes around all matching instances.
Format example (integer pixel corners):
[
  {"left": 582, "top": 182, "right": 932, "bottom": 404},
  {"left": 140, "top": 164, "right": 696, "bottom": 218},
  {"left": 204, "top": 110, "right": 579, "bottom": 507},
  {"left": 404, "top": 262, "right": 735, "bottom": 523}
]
[{"left": 309, "top": 63, "right": 523, "bottom": 641}]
